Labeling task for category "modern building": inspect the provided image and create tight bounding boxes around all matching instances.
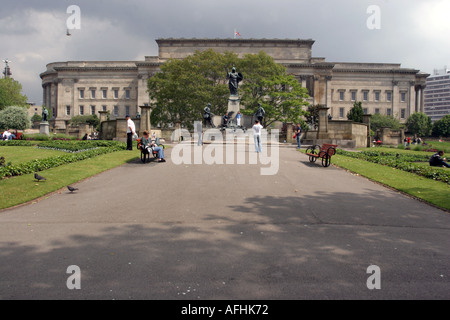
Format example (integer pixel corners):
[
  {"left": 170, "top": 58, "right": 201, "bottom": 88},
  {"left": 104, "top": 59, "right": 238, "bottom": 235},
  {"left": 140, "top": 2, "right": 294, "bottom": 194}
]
[
  {"left": 424, "top": 68, "right": 450, "bottom": 122},
  {"left": 40, "top": 38, "right": 429, "bottom": 130}
]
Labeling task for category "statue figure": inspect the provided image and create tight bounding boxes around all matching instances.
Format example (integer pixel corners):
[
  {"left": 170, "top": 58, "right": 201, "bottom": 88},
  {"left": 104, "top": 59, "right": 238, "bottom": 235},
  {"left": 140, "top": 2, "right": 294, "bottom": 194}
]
[
  {"left": 227, "top": 67, "right": 243, "bottom": 96},
  {"left": 203, "top": 103, "right": 215, "bottom": 128},
  {"left": 255, "top": 103, "right": 265, "bottom": 123},
  {"left": 42, "top": 108, "right": 49, "bottom": 122}
]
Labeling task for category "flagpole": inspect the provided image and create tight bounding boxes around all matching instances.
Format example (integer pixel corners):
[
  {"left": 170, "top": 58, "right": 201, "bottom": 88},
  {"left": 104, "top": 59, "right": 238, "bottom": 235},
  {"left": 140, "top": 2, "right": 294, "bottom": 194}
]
[{"left": 234, "top": 29, "right": 236, "bottom": 39}]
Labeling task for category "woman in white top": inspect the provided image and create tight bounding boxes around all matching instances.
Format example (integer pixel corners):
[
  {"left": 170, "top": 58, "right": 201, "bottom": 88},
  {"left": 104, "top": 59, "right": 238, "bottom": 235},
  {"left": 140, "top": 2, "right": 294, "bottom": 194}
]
[{"left": 252, "top": 120, "right": 263, "bottom": 153}]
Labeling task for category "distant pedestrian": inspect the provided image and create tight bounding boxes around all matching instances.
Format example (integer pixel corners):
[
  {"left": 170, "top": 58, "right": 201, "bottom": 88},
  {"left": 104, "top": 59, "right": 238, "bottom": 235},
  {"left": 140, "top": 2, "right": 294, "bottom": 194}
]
[
  {"left": 126, "top": 115, "right": 136, "bottom": 151},
  {"left": 404, "top": 137, "right": 407, "bottom": 147},
  {"left": 252, "top": 120, "right": 263, "bottom": 153},
  {"left": 236, "top": 111, "right": 242, "bottom": 127},
  {"left": 407, "top": 137, "right": 411, "bottom": 146}
]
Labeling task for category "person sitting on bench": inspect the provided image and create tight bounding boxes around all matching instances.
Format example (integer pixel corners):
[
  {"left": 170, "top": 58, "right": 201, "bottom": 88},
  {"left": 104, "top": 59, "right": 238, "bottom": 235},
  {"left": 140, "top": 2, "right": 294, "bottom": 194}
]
[
  {"left": 429, "top": 151, "right": 450, "bottom": 168},
  {"left": 141, "top": 130, "right": 166, "bottom": 163}
]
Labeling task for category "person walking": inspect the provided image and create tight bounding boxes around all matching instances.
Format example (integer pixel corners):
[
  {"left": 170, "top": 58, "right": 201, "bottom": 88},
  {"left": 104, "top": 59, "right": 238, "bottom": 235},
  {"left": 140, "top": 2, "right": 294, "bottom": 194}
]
[
  {"left": 252, "top": 120, "right": 263, "bottom": 153},
  {"left": 126, "top": 115, "right": 136, "bottom": 151}
]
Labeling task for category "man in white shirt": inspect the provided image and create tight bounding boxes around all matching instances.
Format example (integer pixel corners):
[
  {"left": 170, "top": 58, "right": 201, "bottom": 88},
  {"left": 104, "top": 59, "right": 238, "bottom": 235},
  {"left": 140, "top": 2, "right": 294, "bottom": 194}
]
[
  {"left": 126, "top": 115, "right": 136, "bottom": 150},
  {"left": 252, "top": 120, "right": 263, "bottom": 153},
  {"left": 2, "top": 129, "right": 11, "bottom": 141}
]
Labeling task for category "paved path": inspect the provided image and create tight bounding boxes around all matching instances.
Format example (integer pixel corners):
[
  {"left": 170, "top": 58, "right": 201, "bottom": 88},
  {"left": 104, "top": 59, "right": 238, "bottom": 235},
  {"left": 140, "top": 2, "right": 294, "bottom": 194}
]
[{"left": 0, "top": 146, "right": 449, "bottom": 299}]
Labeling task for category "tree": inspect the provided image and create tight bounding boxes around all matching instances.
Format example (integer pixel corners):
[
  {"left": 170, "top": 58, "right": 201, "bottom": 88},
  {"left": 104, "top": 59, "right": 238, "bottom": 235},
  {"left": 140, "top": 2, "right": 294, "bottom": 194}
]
[
  {"left": 148, "top": 49, "right": 234, "bottom": 129},
  {"left": 0, "top": 78, "right": 28, "bottom": 110},
  {"left": 0, "top": 106, "right": 30, "bottom": 130},
  {"left": 148, "top": 50, "right": 309, "bottom": 128},
  {"left": 406, "top": 112, "right": 432, "bottom": 136},
  {"left": 432, "top": 115, "right": 450, "bottom": 137},
  {"left": 234, "top": 51, "right": 309, "bottom": 126},
  {"left": 370, "top": 113, "right": 403, "bottom": 132},
  {"left": 347, "top": 101, "right": 364, "bottom": 123}
]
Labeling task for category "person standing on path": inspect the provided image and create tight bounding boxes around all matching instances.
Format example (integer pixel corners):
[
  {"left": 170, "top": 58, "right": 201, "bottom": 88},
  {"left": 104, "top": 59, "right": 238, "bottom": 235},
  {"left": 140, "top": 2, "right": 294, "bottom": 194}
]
[
  {"left": 126, "top": 115, "right": 136, "bottom": 151},
  {"left": 295, "top": 123, "right": 302, "bottom": 149},
  {"left": 252, "top": 120, "right": 263, "bottom": 153}
]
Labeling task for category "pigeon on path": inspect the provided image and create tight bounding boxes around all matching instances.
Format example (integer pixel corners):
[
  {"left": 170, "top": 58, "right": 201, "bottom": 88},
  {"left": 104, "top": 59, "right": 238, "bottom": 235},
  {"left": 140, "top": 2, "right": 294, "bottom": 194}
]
[
  {"left": 67, "top": 186, "right": 79, "bottom": 193},
  {"left": 34, "top": 173, "right": 47, "bottom": 182}
]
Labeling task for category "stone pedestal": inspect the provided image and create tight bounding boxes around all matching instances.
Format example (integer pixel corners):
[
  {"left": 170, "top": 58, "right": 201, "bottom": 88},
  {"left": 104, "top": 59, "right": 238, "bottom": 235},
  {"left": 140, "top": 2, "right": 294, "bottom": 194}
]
[
  {"left": 228, "top": 96, "right": 241, "bottom": 116},
  {"left": 39, "top": 122, "right": 50, "bottom": 136}
]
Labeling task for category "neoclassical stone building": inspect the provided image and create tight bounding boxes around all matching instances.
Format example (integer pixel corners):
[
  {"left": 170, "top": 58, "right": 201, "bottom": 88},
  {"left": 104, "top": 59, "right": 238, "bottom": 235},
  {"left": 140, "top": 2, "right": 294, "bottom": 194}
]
[{"left": 40, "top": 38, "right": 429, "bottom": 130}]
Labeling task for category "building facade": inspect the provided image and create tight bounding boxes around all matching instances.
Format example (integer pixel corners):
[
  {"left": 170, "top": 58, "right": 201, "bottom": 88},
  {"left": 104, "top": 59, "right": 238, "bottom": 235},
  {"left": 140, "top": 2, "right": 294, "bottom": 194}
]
[
  {"left": 40, "top": 38, "right": 429, "bottom": 130},
  {"left": 424, "top": 68, "right": 450, "bottom": 122}
]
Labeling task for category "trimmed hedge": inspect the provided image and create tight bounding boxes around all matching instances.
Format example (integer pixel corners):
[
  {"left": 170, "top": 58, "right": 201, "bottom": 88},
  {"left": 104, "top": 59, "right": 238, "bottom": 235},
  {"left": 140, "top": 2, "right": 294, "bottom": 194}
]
[{"left": 336, "top": 149, "right": 450, "bottom": 184}]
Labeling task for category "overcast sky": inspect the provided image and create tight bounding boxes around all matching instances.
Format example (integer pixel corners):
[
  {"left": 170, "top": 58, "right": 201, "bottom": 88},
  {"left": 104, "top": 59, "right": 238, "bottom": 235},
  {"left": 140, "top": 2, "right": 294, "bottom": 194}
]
[{"left": 1, "top": 0, "right": 449, "bottom": 104}]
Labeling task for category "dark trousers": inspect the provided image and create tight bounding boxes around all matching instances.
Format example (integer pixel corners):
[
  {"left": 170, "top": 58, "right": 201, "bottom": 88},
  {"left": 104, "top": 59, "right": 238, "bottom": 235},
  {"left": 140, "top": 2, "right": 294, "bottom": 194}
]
[{"left": 127, "top": 133, "right": 133, "bottom": 150}]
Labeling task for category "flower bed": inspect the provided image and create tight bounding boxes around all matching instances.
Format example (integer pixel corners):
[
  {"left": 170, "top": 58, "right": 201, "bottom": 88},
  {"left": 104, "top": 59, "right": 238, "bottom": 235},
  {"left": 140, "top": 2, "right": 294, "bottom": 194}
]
[{"left": 336, "top": 149, "right": 450, "bottom": 184}]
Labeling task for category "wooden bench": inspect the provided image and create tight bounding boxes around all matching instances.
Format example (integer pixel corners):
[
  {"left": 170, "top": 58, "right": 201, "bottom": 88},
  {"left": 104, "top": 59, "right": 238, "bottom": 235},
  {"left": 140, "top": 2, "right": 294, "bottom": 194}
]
[{"left": 305, "top": 144, "right": 338, "bottom": 167}]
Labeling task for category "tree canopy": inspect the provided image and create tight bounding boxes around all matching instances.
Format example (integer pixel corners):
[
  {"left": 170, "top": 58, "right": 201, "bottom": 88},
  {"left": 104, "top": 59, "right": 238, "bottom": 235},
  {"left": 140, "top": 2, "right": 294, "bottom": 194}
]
[
  {"left": 0, "top": 106, "right": 30, "bottom": 130},
  {"left": 0, "top": 78, "right": 28, "bottom": 110},
  {"left": 406, "top": 112, "right": 432, "bottom": 136},
  {"left": 148, "top": 50, "right": 309, "bottom": 128},
  {"left": 432, "top": 115, "right": 450, "bottom": 137},
  {"left": 370, "top": 113, "right": 403, "bottom": 132},
  {"left": 347, "top": 101, "right": 364, "bottom": 123}
]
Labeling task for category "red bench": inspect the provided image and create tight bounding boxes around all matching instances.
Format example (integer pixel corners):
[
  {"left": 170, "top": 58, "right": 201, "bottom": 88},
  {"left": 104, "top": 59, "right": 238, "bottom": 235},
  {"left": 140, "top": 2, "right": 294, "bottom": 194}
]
[{"left": 305, "top": 144, "right": 338, "bottom": 167}]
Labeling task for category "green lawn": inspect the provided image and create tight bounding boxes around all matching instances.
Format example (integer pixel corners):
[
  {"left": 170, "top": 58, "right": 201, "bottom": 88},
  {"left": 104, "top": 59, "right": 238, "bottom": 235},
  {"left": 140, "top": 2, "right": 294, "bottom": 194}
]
[
  {"left": 0, "top": 150, "right": 138, "bottom": 210},
  {"left": 332, "top": 154, "right": 450, "bottom": 211},
  {"left": 0, "top": 146, "right": 66, "bottom": 165}
]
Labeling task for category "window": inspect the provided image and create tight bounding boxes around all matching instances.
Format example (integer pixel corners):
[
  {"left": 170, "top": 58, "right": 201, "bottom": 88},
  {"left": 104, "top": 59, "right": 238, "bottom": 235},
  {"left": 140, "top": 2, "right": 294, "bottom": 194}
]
[
  {"left": 125, "top": 89, "right": 130, "bottom": 100},
  {"left": 79, "top": 105, "right": 84, "bottom": 115},
  {"left": 375, "top": 92, "right": 380, "bottom": 102},
  {"left": 339, "top": 91, "right": 345, "bottom": 101},
  {"left": 387, "top": 108, "right": 392, "bottom": 116},
  {"left": 363, "top": 91, "right": 369, "bottom": 101},
  {"left": 114, "top": 89, "right": 119, "bottom": 99},
  {"left": 401, "top": 108, "right": 406, "bottom": 119},
  {"left": 387, "top": 92, "right": 392, "bottom": 102},
  {"left": 125, "top": 106, "right": 130, "bottom": 116},
  {"left": 91, "top": 105, "right": 96, "bottom": 115},
  {"left": 113, "top": 106, "right": 119, "bottom": 117},
  {"left": 401, "top": 92, "right": 406, "bottom": 102},
  {"left": 339, "top": 107, "right": 345, "bottom": 118},
  {"left": 66, "top": 106, "right": 71, "bottom": 116},
  {"left": 102, "top": 105, "right": 107, "bottom": 112},
  {"left": 363, "top": 108, "right": 368, "bottom": 115},
  {"left": 375, "top": 108, "right": 380, "bottom": 114},
  {"left": 102, "top": 89, "right": 107, "bottom": 99},
  {"left": 79, "top": 89, "right": 85, "bottom": 99},
  {"left": 351, "top": 91, "right": 357, "bottom": 101},
  {"left": 91, "top": 89, "right": 96, "bottom": 99}
]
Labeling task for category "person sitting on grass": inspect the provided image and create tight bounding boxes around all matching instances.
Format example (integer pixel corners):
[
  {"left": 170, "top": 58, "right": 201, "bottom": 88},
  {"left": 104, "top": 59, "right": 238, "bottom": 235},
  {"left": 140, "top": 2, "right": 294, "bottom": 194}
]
[
  {"left": 141, "top": 130, "right": 166, "bottom": 163},
  {"left": 429, "top": 151, "right": 450, "bottom": 168}
]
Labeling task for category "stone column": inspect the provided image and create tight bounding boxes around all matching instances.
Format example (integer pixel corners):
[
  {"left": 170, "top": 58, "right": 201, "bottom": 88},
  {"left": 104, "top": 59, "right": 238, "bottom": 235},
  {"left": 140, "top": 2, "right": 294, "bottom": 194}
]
[
  {"left": 392, "top": 81, "right": 399, "bottom": 120},
  {"left": 362, "top": 114, "right": 372, "bottom": 147},
  {"left": 286, "top": 122, "right": 294, "bottom": 144},
  {"left": 317, "top": 106, "right": 330, "bottom": 140},
  {"left": 415, "top": 86, "right": 420, "bottom": 113},
  {"left": 139, "top": 105, "right": 153, "bottom": 134},
  {"left": 420, "top": 86, "right": 425, "bottom": 113}
]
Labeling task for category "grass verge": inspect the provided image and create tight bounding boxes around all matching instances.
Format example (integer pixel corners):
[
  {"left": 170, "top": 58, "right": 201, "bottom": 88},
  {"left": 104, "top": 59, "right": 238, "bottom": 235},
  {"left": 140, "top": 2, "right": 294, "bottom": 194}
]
[
  {"left": 0, "top": 146, "right": 66, "bottom": 165},
  {"left": 0, "top": 150, "right": 138, "bottom": 211},
  {"left": 332, "top": 154, "right": 450, "bottom": 211}
]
